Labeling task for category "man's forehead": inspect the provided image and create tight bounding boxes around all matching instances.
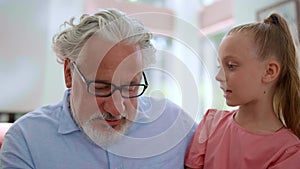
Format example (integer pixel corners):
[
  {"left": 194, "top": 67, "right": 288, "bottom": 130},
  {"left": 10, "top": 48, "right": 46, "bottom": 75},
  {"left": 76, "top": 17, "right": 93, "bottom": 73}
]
[
  {"left": 77, "top": 36, "right": 116, "bottom": 63},
  {"left": 77, "top": 36, "right": 143, "bottom": 75},
  {"left": 79, "top": 35, "right": 141, "bottom": 58}
]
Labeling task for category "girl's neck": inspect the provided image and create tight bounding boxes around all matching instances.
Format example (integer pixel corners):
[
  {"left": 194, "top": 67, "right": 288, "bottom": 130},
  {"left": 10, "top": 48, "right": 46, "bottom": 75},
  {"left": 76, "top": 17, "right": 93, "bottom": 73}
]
[{"left": 235, "top": 105, "right": 284, "bottom": 134}]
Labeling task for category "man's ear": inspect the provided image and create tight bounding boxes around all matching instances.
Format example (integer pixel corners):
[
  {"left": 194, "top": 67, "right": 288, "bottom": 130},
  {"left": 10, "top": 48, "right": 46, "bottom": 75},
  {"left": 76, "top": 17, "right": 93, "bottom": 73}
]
[
  {"left": 262, "top": 60, "right": 280, "bottom": 83},
  {"left": 64, "top": 58, "right": 72, "bottom": 88}
]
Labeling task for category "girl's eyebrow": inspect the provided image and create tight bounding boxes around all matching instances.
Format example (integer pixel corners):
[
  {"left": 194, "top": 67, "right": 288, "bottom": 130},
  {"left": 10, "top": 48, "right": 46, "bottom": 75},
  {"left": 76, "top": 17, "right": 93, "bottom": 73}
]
[
  {"left": 217, "top": 54, "right": 238, "bottom": 66},
  {"left": 222, "top": 55, "right": 238, "bottom": 61}
]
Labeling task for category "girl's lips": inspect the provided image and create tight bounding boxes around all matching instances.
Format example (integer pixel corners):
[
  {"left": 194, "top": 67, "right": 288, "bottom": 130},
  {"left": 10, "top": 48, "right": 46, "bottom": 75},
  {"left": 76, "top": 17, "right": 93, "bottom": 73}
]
[{"left": 224, "top": 90, "right": 232, "bottom": 97}]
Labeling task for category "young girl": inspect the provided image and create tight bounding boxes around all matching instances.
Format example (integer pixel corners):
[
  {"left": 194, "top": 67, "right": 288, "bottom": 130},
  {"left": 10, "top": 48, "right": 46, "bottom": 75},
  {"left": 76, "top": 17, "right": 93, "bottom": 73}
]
[{"left": 184, "top": 13, "right": 300, "bottom": 169}]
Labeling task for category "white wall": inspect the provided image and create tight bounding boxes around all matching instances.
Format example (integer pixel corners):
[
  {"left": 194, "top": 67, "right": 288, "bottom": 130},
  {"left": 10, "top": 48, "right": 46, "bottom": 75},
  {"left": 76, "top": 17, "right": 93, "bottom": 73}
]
[
  {"left": 234, "top": 0, "right": 283, "bottom": 24},
  {"left": 0, "top": 0, "right": 84, "bottom": 113}
]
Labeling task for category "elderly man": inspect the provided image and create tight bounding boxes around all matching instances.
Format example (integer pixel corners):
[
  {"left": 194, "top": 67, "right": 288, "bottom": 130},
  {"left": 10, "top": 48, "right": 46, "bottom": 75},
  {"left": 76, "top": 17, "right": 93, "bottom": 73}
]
[{"left": 0, "top": 9, "right": 195, "bottom": 169}]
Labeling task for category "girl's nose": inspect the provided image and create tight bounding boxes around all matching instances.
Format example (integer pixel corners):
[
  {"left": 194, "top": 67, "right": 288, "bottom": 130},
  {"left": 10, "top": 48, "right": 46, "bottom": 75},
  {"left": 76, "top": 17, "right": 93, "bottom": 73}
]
[{"left": 215, "top": 67, "right": 225, "bottom": 82}]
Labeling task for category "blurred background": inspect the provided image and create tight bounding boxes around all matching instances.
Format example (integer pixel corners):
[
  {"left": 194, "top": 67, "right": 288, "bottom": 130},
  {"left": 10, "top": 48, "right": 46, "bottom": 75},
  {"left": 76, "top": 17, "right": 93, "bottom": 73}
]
[{"left": 0, "top": 0, "right": 299, "bottom": 122}]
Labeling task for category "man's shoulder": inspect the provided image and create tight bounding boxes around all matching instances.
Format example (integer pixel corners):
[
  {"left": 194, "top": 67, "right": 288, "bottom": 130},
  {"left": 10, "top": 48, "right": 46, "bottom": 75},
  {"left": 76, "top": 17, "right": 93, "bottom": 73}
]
[
  {"left": 138, "top": 96, "right": 195, "bottom": 123},
  {"left": 112, "top": 97, "right": 196, "bottom": 159},
  {"left": 138, "top": 96, "right": 184, "bottom": 114},
  {"left": 136, "top": 96, "right": 196, "bottom": 136},
  {"left": 9, "top": 101, "right": 65, "bottom": 133},
  {"left": 19, "top": 100, "right": 63, "bottom": 119},
  {"left": 15, "top": 89, "right": 71, "bottom": 125}
]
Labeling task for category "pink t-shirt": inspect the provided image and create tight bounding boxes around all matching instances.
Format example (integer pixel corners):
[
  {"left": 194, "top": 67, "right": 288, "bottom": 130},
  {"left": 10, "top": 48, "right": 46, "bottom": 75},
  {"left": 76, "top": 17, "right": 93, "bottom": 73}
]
[{"left": 184, "top": 109, "right": 300, "bottom": 169}]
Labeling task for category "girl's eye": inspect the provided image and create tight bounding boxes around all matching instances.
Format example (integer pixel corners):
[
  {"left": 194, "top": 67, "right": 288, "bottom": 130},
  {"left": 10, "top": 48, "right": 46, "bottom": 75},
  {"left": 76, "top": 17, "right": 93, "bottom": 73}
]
[{"left": 227, "top": 63, "right": 237, "bottom": 70}]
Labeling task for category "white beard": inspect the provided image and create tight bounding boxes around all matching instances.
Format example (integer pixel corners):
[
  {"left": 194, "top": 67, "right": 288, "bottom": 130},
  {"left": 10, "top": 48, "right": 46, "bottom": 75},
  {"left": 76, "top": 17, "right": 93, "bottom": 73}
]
[{"left": 80, "top": 113, "right": 129, "bottom": 148}]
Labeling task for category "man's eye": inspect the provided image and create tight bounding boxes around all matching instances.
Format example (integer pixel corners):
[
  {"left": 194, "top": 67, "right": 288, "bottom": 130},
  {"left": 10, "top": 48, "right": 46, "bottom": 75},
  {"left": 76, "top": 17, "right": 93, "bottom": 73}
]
[
  {"left": 94, "top": 85, "right": 111, "bottom": 91},
  {"left": 123, "top": 86, "right": 138, "bottom": 92}
]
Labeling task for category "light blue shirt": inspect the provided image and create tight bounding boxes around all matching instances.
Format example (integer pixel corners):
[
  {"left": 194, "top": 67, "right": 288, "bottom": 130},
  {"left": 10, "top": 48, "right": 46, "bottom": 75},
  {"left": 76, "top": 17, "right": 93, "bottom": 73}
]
[{"left": 0, "top": 89, "right": 196, "bottom": 169}]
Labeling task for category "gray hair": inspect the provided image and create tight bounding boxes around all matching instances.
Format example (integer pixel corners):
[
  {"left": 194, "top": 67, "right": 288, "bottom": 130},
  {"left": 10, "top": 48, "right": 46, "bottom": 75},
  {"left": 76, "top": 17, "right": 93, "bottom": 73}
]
[{"left": 52, "top": 9, "right": 156, "bottom": 67}]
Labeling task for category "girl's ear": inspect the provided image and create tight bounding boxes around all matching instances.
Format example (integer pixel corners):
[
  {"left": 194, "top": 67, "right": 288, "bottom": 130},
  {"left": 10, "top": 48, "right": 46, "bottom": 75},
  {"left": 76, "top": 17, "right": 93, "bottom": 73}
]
[
  {"left": 262, "top": 60, "right": 280, "bottom": 83},
  {"left": 64, "top": 58, "right": 72, "bottom": 88}
]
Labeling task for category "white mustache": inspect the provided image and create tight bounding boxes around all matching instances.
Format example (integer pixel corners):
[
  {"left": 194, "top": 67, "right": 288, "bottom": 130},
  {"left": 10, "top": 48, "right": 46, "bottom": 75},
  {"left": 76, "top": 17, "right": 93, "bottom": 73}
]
[{"left": 90, "top": 112, "right": 128, "bottom": 121}]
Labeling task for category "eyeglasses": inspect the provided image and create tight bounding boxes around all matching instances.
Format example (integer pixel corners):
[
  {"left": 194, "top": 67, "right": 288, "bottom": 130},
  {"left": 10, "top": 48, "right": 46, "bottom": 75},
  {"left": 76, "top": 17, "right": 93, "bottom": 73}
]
[{"left": 71, "top": 62, "right": 148, "bottom": 98}]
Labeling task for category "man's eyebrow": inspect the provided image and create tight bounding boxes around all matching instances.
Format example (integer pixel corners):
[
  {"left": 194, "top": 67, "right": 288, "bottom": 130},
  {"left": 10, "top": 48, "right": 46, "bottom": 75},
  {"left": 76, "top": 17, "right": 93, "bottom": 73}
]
[
  {"left": 129, "top": 74, "right": 143, "bottom": 84},
  {"left": 93, "top": 80, "right": 111, "bottom": 84}
]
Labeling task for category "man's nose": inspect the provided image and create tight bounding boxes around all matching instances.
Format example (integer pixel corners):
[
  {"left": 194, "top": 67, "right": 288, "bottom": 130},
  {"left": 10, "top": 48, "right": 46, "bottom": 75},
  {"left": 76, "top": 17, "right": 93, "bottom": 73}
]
[{"left": 104, "top": 90, "right": 125, "bottom": 116}]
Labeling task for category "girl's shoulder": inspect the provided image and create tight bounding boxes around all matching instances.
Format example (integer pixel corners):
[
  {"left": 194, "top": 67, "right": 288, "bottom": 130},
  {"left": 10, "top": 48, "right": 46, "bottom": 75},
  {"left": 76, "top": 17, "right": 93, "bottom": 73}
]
[
  {"left": 202, "top": 109, "right": 236, "bottom": 125},
  {"left": 194, "top": 109, "right": 236, "bottom": 143}
]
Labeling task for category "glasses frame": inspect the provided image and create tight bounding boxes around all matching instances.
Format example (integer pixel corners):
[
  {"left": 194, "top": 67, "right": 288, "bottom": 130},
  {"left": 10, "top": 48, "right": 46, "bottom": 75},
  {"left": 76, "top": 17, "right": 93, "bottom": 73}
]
[{"left": 71, "top": 62, "right": 148, "bottom": 98}]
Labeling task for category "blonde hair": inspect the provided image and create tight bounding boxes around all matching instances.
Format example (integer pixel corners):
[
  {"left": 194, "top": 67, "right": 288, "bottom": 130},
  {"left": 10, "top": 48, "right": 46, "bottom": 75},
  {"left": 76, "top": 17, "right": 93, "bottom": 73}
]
[
  {"left": 227, "top": 13, "right": 300, "bottom": 138},
  {"left": 52, "top": 9, "right": 156, "bottom": 67}
]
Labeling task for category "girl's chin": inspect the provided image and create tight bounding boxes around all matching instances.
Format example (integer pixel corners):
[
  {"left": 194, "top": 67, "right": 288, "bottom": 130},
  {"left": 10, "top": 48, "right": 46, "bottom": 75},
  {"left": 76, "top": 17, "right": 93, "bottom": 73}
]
[{"left": 226, "top": 101, "right": 238, "bottom": 107}]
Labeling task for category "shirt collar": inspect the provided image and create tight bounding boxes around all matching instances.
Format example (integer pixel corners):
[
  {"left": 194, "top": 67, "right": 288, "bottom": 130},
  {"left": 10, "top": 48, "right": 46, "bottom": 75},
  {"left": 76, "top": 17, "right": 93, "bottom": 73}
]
[{"left": 58, "top": 89, "right": 80, "bottom": 134}]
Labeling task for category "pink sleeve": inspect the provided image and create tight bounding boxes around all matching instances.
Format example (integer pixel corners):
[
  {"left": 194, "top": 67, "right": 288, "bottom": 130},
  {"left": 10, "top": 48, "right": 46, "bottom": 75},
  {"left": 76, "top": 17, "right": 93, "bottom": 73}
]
[
  {"left": 184, "top": 109, "right": 217, "bottom": 168},
  {"left": 269, "top": 145, "right": 300, "bottom": 169}
]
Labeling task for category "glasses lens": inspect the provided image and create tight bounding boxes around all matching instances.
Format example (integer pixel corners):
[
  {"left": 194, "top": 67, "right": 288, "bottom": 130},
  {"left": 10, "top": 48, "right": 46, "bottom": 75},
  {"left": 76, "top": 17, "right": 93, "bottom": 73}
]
[
  {"left": 121, "top": 85, "right": 146, "bottom": 98},
  {"left": 89, "top": 82, "right": 112, "bottom": 96},
  {"left": 88, "top": 83, "right": 147, "bottom": 98}
]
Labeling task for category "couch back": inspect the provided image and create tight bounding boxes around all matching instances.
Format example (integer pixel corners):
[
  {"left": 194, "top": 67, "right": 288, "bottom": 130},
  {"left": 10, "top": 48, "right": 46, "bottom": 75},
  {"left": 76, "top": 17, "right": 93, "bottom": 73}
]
[{"left": 0, "top": 123, "right": 13, "bottom": 148}]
